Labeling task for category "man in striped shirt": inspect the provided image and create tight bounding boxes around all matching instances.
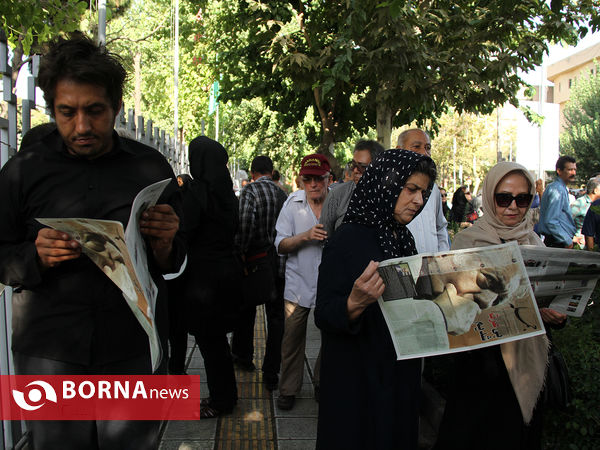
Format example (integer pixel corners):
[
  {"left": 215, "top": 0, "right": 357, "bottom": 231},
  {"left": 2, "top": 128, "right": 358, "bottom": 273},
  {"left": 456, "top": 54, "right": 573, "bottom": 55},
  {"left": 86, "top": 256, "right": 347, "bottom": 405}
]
[{"left": 232, "top": 156, "right": 288, "bottom": 390}]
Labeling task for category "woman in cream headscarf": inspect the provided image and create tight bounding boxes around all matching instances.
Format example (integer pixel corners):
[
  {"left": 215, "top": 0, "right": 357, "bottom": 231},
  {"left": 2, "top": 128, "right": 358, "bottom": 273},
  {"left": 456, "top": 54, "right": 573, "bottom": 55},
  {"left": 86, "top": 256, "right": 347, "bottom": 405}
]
[{"left": 435, "top": 162, "right": 566, "bottom": 450}]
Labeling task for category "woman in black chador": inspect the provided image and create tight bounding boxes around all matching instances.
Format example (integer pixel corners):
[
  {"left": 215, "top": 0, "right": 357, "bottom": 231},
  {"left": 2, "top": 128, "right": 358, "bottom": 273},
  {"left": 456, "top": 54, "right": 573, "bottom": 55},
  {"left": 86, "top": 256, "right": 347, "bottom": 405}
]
[
  {"left": 315, "top": 149, "right": 437, "bottom": 450},
  {"left": 181, "top": 136, "right": 242, "bottom": 418}
]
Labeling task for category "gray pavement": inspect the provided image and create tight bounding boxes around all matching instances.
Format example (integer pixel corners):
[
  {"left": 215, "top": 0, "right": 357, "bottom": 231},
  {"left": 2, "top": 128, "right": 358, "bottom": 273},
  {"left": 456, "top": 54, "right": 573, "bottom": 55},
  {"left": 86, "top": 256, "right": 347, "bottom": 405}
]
[{"left": 159, "top": 307, "right": 320, "bottom": 450}]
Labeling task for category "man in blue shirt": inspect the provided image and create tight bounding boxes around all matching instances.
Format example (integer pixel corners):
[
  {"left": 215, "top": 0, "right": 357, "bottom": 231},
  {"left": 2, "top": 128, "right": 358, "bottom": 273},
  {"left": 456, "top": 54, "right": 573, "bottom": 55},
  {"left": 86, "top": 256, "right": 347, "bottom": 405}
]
[{"left": 538, "top": 155, "right": 577, "bottom": 248}]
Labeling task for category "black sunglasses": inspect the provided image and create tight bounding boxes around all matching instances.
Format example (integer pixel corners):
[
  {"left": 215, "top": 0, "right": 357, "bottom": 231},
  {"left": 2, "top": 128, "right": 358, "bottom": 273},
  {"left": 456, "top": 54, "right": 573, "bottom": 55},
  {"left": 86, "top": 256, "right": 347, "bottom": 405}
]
[
  {"left": 349, "top": 160, "right": 369, "bottom": 173},
  {"left": 494, "top": 193, "right": 533, "bottom": 208}
]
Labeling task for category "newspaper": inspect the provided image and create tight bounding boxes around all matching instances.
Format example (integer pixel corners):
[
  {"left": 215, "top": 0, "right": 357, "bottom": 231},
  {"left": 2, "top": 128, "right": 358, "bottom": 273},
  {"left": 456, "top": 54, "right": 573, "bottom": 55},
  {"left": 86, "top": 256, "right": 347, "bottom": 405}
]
[
  {"left": 377, "top": 242, "right": 545, "bottom": 360},
  {"left": 37, "top": 178, "right": 171, "bottom": 371},
  {"left": 521, "top": 245, "right": 600, "bottom": 317}
]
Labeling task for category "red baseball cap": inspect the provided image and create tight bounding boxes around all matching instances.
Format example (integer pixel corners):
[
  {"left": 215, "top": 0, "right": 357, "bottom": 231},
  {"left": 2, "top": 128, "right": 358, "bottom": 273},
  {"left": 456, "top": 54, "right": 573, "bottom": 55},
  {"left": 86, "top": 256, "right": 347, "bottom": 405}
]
[{"left": 299, "top": 153, "right": 331, "bottom": 176}]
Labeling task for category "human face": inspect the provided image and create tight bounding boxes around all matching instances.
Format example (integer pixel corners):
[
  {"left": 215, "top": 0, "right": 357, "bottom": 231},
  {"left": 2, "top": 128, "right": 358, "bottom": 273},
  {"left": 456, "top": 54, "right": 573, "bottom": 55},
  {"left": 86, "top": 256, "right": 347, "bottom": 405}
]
[
  {"left": 494, "top": 172, "right": 530, "bottom": 227},
  {"left": 350, "top": 149, "right": 372, "bottom": 184},
  {"left": 301, "top": 173, "right": 329, "bottom": 203},
  {"left": 557, "top": 162, "right": 576, "bottom": 185},
  {"left": 393, "top": 172, "right": 430, "bottom": 224},
  {"left": 440, "top": 189, "right": 447, "bottom": 202},
  {"left": 401, "top": 130, "right": 431, "bottom": 157},
  {"left": 54, "top": 79, "right": 120, "bottom": 159}
]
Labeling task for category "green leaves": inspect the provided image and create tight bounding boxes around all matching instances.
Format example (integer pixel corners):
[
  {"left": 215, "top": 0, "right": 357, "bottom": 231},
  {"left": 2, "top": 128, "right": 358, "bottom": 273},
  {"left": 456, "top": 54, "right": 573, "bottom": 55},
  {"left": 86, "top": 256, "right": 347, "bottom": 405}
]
[{"left": 561, "top": 62, "right": 600, "bottom": 180}]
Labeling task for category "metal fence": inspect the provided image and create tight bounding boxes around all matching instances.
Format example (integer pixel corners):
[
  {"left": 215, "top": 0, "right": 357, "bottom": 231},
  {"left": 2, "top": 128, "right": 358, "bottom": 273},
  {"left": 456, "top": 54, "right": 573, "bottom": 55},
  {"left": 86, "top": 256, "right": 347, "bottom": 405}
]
[{"left": 0, "top": 33, "right": 188, "bottom": 450}]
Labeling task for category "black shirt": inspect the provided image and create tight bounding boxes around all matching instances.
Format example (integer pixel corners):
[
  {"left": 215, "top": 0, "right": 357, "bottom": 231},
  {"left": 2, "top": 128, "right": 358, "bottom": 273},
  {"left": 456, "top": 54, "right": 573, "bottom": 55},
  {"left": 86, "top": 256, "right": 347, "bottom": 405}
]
[{"left": 0, "top": 130, "right": 185, "bottom": 366}]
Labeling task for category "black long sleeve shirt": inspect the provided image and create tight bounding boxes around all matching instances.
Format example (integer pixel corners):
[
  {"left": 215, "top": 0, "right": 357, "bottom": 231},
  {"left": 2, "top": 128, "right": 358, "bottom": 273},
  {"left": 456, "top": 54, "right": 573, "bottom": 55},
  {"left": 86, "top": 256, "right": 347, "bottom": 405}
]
[{"left": 0, "top": 130, "right": 185, "bottom": 366}]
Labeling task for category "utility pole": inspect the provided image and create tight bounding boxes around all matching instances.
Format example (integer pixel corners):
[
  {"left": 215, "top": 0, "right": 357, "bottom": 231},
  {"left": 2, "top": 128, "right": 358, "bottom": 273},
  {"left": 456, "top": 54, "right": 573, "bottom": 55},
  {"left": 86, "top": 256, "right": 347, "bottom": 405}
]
[
  {"left": 98, "top": 0, "right": 106, "bottom": 45},
  {"left": 173, "top": 0, "right": 179, "bottom": 146}
]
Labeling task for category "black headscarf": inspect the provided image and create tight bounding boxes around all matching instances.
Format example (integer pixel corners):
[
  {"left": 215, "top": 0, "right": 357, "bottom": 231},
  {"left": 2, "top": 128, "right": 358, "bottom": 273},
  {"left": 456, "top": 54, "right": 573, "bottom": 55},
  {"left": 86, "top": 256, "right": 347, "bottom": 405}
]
[
  {"left": 343, "top": 148, "right": 435, "bottom": 259},
  {"left": 186, "top": 136, "right": 238, "bottom": 233}
]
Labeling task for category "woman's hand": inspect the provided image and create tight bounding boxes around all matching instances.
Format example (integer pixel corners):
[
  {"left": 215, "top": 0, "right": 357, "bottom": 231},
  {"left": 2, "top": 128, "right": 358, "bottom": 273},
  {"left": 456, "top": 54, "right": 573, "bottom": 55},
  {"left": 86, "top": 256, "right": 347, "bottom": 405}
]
[
  {"left": 347, "top": 261, "right": 385, "bottom": 321},
  {"left": 540, "top": 307, "right": 567, "bottom": 326}
]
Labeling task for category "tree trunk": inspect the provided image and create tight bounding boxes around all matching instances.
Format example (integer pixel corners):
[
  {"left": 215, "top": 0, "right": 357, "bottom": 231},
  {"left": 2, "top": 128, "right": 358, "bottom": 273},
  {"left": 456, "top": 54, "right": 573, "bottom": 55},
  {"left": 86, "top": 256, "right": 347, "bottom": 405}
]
[
  {"left": 134, "top": 51, "right": 142, "bottom": 119},
  {"left": 10, "top": 40, "right": 25, "bottom": 90},
  {"left": 376, "top": 103, "right": 393, "bottom": 149},
  {"left": 313, "top": 87, "right": 341, "bottom": 177}
]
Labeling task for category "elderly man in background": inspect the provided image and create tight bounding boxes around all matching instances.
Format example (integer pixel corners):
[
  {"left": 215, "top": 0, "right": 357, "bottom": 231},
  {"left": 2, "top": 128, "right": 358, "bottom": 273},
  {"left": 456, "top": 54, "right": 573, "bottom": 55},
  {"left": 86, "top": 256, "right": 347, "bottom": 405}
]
[
  {"left": 397, "top": 129, "right": 450, "bottom": 252},
  {"left": 320, "top": 140, "right": 384, "bottom": 237},
  {"left": 275, "top": 154, "right": 331, "bottom": 410}
]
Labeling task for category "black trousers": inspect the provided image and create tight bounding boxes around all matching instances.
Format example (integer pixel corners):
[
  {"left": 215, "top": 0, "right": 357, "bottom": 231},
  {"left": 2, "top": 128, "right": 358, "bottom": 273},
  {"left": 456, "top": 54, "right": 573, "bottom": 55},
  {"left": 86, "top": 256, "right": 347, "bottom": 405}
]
[
  {"left": 166, "top": 276, "right": 189, "bottom": 373},
  {"left": 193, "top": 332, "right": 238, "bottom": 411},
  {"left": 13, "top": 352, "right": 161, "bottom": 450},
  {"left": 231, "top": 253, "right": 285, "bottom": 376}
]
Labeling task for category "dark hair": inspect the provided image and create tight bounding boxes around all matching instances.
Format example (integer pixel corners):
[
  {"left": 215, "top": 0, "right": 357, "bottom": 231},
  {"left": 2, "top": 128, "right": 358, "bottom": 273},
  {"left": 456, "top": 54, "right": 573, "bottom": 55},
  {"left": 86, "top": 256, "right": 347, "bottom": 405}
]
[
  {"left": 272, "top": 169, "right": 281, "bottom": 181},
  {"left": 556, "top": 155, "right": 576, "bottom": 172},
  {"left": 251, "top": 155, "right": 274, "bottom": 174},
  {"left": 354, "top": 140, "right": 384, "bottom": 160},
  {"left": 413, "top": 157, "right": 437, "bottom": 186},
  {"left": 38, "top": 32, "right": 127, "bottom": 115}
]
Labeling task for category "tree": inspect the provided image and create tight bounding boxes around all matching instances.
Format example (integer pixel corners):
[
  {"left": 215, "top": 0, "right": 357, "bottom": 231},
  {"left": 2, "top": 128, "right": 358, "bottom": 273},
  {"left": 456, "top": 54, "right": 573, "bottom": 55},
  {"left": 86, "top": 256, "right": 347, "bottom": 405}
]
[
  {"left": 1, "top": 1, "right": 130, "bottom": 85},
  {"left": 199, "top": 0, "right": 598, "bottom": 157},
  {"left": 561, "top": 62, "right": 600, "bottom": 180}
]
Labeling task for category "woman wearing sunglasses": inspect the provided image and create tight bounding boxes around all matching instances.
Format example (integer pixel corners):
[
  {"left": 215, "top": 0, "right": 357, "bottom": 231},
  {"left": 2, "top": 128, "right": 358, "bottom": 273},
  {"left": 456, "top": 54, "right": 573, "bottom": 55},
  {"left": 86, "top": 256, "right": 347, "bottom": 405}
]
[{"left": 435, "top": 162, "right": 566, "bottom": 450}]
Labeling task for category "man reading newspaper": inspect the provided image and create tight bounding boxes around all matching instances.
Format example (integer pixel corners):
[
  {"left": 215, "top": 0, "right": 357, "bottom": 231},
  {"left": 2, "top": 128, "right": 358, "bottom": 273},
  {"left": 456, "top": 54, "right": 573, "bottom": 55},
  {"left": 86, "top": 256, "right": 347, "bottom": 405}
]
[{"left": 0, "top": 33, "right": 185, "bottom": 449}]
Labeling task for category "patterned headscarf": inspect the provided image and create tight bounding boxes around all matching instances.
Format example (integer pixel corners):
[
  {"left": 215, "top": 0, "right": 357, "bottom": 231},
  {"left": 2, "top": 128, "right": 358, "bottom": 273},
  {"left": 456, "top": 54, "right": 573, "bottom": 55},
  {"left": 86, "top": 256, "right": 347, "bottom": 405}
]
[{"left": 343, "top": 148, "right": 436, "bottom": 258}]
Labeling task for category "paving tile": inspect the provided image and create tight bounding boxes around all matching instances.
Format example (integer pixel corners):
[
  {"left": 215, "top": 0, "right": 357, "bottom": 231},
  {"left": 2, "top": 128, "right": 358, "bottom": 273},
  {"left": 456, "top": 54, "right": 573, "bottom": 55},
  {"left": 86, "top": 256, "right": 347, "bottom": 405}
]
[
  {"left": 161, "top": 420, "right": 217, "bottom": 440},
  {"left": 276, "top": 417, "right": 318, "bottom": 439},
  {"left": 273, "top": 397, "right": 318, "bottom": 417},
  {"left": 159, "top": 440, "right": 215, "bottom": 450},
  {"left": 278, "top": 440, "right": 317, "bottom": 450}
]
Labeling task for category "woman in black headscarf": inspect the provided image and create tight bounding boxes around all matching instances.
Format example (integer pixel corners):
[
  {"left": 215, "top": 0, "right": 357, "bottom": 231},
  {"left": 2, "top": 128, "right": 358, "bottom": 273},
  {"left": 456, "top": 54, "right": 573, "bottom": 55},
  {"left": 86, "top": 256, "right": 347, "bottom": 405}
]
[
  {"left": 165, "top": 174, "right": 193, "bottom": 375},
  {"left": 315, "top": 149, "right": 437, "bottom": 450},
  {"left": 181, "top": 136, "right": 242, "bottom": 418},
  {"left": 449, "top": 185, "right": 476, "bottom": 228}
]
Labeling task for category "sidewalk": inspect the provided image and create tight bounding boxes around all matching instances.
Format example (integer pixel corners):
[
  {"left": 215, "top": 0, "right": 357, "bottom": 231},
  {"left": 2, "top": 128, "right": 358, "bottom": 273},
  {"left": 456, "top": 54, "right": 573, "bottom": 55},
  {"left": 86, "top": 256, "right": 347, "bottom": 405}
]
[{"left": 159, "top": 306, "right": 320, "bottom": 450}]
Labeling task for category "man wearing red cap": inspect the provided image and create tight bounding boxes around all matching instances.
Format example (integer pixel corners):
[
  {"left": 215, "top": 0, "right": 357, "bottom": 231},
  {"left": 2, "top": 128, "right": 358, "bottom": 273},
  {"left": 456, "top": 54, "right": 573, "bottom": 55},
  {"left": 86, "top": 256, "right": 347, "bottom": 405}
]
[{"left": 274, "top": 153, "right": 331, "bottom": 410}]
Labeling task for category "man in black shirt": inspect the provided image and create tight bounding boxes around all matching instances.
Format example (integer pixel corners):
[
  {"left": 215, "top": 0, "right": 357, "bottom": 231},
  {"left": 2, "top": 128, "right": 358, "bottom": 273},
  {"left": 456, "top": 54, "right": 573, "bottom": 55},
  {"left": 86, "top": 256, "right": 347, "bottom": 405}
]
[{"left": 0, "top": 33, "right": 185, "bottom": 449}]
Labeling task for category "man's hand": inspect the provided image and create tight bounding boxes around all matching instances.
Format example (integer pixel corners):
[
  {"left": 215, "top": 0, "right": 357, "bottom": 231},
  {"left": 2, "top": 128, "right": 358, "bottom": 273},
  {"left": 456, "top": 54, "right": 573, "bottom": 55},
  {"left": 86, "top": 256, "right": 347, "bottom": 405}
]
[
  {"left": 347, "top": 261, "right": 385, "bottom": 320},
  {"left": 35, "top": 228, "right": 81, "bottom": 269},
  {"left": 305, "top": 224, "right": 327, "bottom": 242},
  {"left": 540, "top": 307, "right": 567, "bottom": 326},
  {"left": 278, "top": 224, "right": 328, "bottom": 254},
  {"left": 140, "top": 204, "right": 179, "bottom": 268}
]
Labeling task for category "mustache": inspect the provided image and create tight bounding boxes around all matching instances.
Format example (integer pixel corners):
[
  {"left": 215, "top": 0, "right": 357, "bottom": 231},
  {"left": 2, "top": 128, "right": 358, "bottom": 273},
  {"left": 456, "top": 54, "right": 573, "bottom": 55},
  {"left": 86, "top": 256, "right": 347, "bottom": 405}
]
[{"left": 72, "top": 133, "right": 98, "bottom": 140}]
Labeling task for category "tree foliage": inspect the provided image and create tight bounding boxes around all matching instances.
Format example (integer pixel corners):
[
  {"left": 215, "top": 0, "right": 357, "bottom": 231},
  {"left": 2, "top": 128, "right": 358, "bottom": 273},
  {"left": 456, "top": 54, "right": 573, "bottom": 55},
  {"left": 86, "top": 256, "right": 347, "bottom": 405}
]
[
  {"left": 561, "top": 62, "right": 600, "bottom": 180},
  {"left": 198, "top": 0, "right": 599, "bottom": 154}
]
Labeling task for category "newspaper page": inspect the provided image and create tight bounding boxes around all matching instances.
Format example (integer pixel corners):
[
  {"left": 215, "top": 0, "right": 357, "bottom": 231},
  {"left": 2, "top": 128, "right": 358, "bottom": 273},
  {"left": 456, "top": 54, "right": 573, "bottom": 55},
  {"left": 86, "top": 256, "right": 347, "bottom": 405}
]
[
  {"left": 377, "top": 241, "right": 545, "bottom": 360},
  {"left": 520, "top": 245, "right": 600, "bottom": 317},
  {"left": 37, "top": 178, "right": 171, "bottom": 371}
]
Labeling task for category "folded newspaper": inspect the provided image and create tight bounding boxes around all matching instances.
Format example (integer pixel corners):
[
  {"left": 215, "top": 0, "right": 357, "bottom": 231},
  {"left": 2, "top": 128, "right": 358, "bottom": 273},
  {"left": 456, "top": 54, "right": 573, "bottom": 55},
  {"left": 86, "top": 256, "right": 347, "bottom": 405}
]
[
  {"left": 377, "top": 242, "right": 545, "bottom": 360},
  {"left": 37, "top": 178, "right": 171, "bottom": 371},
  {"left": 520, "top": 245, "right": 600, "bottom": 317},
  {"left": 377, "top": 241, "right": 600, "bottom": 360}
]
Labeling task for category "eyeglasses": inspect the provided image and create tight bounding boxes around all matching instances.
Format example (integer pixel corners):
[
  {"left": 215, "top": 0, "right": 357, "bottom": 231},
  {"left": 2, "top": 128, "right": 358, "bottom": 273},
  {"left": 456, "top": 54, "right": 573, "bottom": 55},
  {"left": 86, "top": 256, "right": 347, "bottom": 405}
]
[
  {"left": 494, "top": 193, "right": 533, "bottom": 208},
  {"left": 301, "top": 174, "right": 329, "bottom": 183},
  {"left": 349, "top": 160, "right": 369, "bottom": 173}
]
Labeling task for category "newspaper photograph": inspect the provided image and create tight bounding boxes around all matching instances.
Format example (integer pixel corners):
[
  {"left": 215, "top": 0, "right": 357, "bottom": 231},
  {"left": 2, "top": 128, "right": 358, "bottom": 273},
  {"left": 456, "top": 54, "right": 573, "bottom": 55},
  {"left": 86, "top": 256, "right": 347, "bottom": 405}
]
[
  {"left": 520, "top": 245, "right": 600, "bottom": 317},
  {"left": 377, "top": 241, "right": 545, "bottom": 360},
  {"left": 36, "top": 178, "right": 171, "bottom": 371}
]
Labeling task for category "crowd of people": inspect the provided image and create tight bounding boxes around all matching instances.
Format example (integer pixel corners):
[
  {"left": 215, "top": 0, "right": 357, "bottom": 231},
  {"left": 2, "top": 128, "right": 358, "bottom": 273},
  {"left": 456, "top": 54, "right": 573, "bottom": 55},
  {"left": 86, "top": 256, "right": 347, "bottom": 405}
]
[{"left": 0, "top": 32, "right": 595, "bottom": 450}]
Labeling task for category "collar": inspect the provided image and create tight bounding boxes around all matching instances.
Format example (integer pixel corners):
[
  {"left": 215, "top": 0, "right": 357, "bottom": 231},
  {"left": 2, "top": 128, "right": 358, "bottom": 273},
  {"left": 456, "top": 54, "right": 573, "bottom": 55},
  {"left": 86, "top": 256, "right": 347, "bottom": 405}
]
[{"left": 255, "top": 175, "right": 273, "bottom": 182}]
